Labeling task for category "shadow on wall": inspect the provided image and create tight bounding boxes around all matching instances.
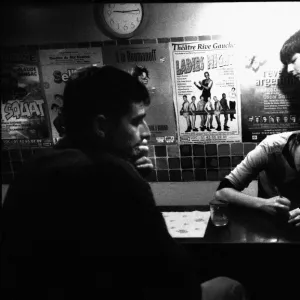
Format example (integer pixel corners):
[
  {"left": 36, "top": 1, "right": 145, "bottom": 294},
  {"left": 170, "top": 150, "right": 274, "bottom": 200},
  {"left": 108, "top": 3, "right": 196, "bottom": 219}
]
[{"left": 150, "top": 181, "right": 258, "bottom": 206}]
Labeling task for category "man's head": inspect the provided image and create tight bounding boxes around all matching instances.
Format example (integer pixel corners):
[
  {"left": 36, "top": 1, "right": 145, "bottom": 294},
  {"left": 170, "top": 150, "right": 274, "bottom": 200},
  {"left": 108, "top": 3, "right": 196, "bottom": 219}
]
[
  {"left": 183, "top": 95, "right": 187, "bottom": 101},
  {"left": 207, "top": 97, "right": 211, "bottom": 102},
  {"left": 222, "top": 93, "right": 226, "bottom": 99},
  {"left": 262, "top": 116, "right": 267, "bottom": 122},
  {"left": 283, "top": 115, "right": 289, "bottom": 123},
  {"left": 51, "top": 103, "right": 61, "bottom": 113},
  {"left": 288, "top": 131, "right": 300, "bottom": 172},
  {"left": 231, "top": 87, "right": 235, "bottom": 92},
  {"left": 213, "top": 96, "right": 218, "bottom": 101},
  {"left": 280, "top": 30, "right": 300, "bottom": 80},
  {"left": 269, "top": 116, "right": 275, "bottom": 123},
  {"left": 200, "top": 95, "right": 204, "bottom": 101},
  {"left": 63, "top": 65, "right": 151, "bottom": 160},
  {"left": 132, "top": 65, "right": 150, "bottom": 85},
  {"left": 191, "top": 96, "right": 196, "bottom": 102},
  {"left": 248, "top": 116, "right": 253, "bottom": 122},
  {"left": 204, "top": 72, "right": 210, "bottom": 79},
  {"left": 255, "top": 116, "right": 260, "bottom": 123},
  {"left": 276, "top": 116, "right": 281, "bottom": 122}
]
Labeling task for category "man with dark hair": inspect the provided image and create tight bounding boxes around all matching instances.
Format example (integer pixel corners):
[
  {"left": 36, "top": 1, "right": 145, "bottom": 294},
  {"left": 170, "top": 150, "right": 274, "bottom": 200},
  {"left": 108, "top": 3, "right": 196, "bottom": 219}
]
[
  {"left": 1, "top": 66, "right": 247, "bottom": 300},
  {"left": 132, "top": 65, "right": 150, "bottom": 85},
  {"left": 280, "top": 29, "right": 300, "bottom": 80},
  {"left": 215, "top": 131, "right": 300, "bottom": 227}
]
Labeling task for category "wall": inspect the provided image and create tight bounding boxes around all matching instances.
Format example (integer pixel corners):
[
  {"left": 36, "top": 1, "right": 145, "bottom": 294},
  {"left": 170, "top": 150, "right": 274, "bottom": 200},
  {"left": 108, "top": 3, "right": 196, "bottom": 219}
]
[{"left": 1, "top": 2, "right": 300, "bottom": 187}]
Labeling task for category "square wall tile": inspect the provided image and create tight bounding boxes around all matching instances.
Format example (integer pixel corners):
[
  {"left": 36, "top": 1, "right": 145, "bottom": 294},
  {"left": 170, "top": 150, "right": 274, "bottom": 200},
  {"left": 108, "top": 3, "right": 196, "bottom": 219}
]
[
  {"left": 156, "top": 158, "right": 168, "bottom": 170},
  {"left": 193, "top": 144, "right": 205, "bottom": 156},
  {"left": 207, "top": 169, "right": 219, "bottom": 181},
  {"left": 9, "top": 149, "right": 22, "bottom": 161},
  {"left": 193, "top": 157, "right": 205, "bottom": 168},
  {"left": 180, "top": 144, "right": 192, "bottom": 156},
  {"left": 195, "top": 169, "right": 206, "bottom": 181},
  {"left": 2, "top": 151, "right": 10, "bottom": 162},
  {"left": 218, "top": 169, "right": 231, "bottom": 180},
  {"left": 21, "top": 149, "right": 33, "bottom": 161},
  {"left": 180, "top": 157, "right": 193, "bottom": 169},
  {"left": 167, "top": 145, "right": 180, "bottom": 157},
  {"left": 218, "top": 144, "right": 230, "bottom": 156},
  {"left": 206, "top": 157, "right": 218, "bottom": 168},
  {"left": 182, "top": 170, "right": 194, "bottom": 181},
  {"left": 168, "top": 158, "right": 180, "bottom": 169},
  {"left": 219, "top": 157, "right": 231, "bottom": 168},
  {"left": 231, "top": 156, "right": 244, "bottom": 167},
  {"left": 146, "top": 170, "right": 157, "bottom": 182},
  {"left": 169, "top": 170, "right": 182, "bottom": 182},
  {"left": 205, "top": 144, "right": 217, "bottom": 156},
  {"left": 244, "top": 143, "right": 256, "bottom": 155},
  {"left": 155, "top": 145, "right": 167, "bottom": 157},
  {"left": 231, "top": 143, "right": 243, "bottom": 155},
  {"left": 157, "top": 170, "right": 169, "bottom": 182}
]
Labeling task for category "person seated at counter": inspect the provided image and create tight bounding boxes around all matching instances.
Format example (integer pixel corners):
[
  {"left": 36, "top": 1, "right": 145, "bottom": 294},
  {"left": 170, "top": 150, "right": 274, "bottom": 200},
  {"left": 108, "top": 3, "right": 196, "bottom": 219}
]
[
  {"left": 215, "top": 131, "right": 300, "bottom": 227},
  {"left": 1, "top": 66, "right": 248, "bottom": 300}
]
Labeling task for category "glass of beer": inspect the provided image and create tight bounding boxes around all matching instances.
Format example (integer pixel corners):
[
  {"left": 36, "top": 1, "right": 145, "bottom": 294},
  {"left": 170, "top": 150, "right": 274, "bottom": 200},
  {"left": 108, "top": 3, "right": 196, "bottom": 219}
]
[{"left": 209, "top": 199, "right": 229, "bottom": 227}]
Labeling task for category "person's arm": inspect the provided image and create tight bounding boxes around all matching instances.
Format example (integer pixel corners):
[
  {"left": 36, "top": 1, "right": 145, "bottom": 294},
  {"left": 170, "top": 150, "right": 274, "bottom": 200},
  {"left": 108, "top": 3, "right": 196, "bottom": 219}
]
[
  {"left": 215, "top": 143, "right": 291, "bottom": 216},
  {"left": 201, "top": 80, "right": 213, "bottom": 90},
  {"left": 194, "top": 81, "right": 203, "bottom": 90}
]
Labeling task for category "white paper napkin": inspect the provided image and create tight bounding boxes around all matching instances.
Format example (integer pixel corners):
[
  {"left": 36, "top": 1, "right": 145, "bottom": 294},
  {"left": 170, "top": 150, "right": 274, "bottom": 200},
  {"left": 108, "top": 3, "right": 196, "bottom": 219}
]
[{"left": 162, "top": 211, "right": 211, "bottom": 238}]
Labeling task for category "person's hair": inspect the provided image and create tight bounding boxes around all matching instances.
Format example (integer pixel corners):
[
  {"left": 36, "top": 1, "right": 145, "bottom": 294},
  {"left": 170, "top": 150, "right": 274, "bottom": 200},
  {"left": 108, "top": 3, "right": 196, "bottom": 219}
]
[
  {"left": 132, "top": 65, "right": 149, "bottom": 78},
  {"left": 204, "top": 72, "right": 209, "bottom": 77},
  {"left": 231, "top": 87, "right": 235, "bottom": 91},
  {"left": 183, "top": 94, "right": 187, "bottom": 98},
  {"left": 280, "top": 30, "right": 300, "bottom": 65},
  {"left": 63, "top": 65, "right": 150, "bottom": 135},
  {"left": 192, "top": 96, "right": 196, "bottom": 100}
]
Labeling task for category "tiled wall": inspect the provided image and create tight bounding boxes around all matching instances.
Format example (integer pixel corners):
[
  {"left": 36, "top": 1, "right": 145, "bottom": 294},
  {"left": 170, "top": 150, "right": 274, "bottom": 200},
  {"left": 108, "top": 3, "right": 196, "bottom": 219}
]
[
  {"left": 1, "top": 35, "right": 257, "bottom": 184},
  {"left": 1, "top": 142, "right": 257, "bottom": 184}
]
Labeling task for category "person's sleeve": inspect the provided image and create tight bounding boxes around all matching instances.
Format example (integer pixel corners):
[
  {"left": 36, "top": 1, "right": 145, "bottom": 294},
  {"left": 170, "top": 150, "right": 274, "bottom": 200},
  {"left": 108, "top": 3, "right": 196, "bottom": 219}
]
[{"left": 225, "top": 142, "right": 269, "bottom": 191}]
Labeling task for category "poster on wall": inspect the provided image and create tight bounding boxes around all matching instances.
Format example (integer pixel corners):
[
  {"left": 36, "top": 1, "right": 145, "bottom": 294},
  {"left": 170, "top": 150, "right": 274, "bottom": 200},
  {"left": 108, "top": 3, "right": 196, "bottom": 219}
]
[
  {"left": 102, "top": 44, "right": 177, "bottom": 145},
  {"left": 39, "top": 48, "right": 103, "bottom": 143},
  {"left": 169, "top": 39, "right": 242, "bottom": 144},
  {"left": 1, "top": 48, "right": 52, "bottom": 149},
  {"left": 238, "top": 43, "right": 300, "bottom": 142}
]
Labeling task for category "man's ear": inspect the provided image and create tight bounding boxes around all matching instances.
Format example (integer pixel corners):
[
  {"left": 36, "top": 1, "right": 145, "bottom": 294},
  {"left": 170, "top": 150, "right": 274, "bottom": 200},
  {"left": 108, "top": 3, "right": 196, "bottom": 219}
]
[{"left": 94, "top": 114, "right": 107, "bottom": 138}]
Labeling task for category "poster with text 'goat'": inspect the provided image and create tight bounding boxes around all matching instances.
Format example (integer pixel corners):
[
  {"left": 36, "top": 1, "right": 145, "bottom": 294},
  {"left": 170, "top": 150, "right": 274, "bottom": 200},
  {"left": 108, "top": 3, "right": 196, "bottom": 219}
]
[
  {"left": 169, "top": 39, "right": 242, "bottom": 144},
  {"left": 39, "top": 48, "right": 103, "bottom": 144}
]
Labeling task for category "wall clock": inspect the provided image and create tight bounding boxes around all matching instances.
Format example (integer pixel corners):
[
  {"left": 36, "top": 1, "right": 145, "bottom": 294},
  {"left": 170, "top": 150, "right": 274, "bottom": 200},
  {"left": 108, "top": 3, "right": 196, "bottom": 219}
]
[{"left": 94, "top": 3, "right": 149, "bottom": 39}]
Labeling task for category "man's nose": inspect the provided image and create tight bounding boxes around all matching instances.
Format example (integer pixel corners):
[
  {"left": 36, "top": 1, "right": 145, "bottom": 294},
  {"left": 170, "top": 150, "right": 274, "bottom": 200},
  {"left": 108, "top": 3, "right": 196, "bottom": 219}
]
[
  {"left": 287, "top": 63, "right": 294, "bottom": 73},
  {"left": 141, "top": 121, "right": 151, "bottom": 140}
]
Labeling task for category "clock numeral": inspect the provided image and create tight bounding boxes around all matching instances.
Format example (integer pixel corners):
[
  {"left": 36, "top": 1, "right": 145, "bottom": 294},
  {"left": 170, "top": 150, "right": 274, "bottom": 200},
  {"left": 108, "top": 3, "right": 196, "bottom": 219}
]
[
  {"left": 107, "top": 10, "right": 112, "bottom": 16},
  {"left": 131, "top": 22, "right": 135, "bottom": 29},
  {"left": 124, "top": 25, "right": 128, "bottom": 31},
  {"left": 110, "top": 19, "right": 115, "bottom": 26}
]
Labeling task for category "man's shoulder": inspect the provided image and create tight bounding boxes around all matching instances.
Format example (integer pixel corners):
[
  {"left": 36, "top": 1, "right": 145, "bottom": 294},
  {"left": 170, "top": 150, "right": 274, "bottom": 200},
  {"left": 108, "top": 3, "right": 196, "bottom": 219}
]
[{"left": 260, "top": 131, "right": 295, "bottom": 152}]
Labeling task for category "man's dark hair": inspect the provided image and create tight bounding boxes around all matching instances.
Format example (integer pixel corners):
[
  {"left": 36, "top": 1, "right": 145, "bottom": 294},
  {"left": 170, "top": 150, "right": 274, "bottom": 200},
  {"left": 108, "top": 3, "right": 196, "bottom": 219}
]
[
  {"left": 280, "top": 30, "right": 300, "bottom": 65},
  {"left": 132, "top": 65, "right": 149, "bottom": 78},
  {"left": 62, "top": 65, "right": 150, "bottom": 135}
]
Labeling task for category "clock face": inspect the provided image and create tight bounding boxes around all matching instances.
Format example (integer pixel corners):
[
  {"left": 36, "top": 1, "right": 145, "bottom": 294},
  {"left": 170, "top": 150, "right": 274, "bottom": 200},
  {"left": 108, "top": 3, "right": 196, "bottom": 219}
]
[{"left": 103, "top": 3, "right": 143, "bottom": 35}]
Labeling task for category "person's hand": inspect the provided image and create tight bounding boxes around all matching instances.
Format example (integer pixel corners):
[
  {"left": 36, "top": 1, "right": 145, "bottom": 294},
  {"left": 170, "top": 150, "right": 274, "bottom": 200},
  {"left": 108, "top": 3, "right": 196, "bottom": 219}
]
[
  {"left": 132, "top": 145, "right": 154, "bottom": 178},
  {"left": 288, "top": 208, "right": 300, "bottom": 227},
  {"left": 260, "top": 196, "right": 291, "bottom": 216}
]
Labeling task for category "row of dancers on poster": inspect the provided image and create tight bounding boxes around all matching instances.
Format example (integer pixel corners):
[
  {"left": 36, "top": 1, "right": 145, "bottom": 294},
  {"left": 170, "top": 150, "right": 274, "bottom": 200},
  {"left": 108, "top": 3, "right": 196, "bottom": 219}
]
[{"left": 180, "top": 91, "right": 236, "bottom": 132}]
